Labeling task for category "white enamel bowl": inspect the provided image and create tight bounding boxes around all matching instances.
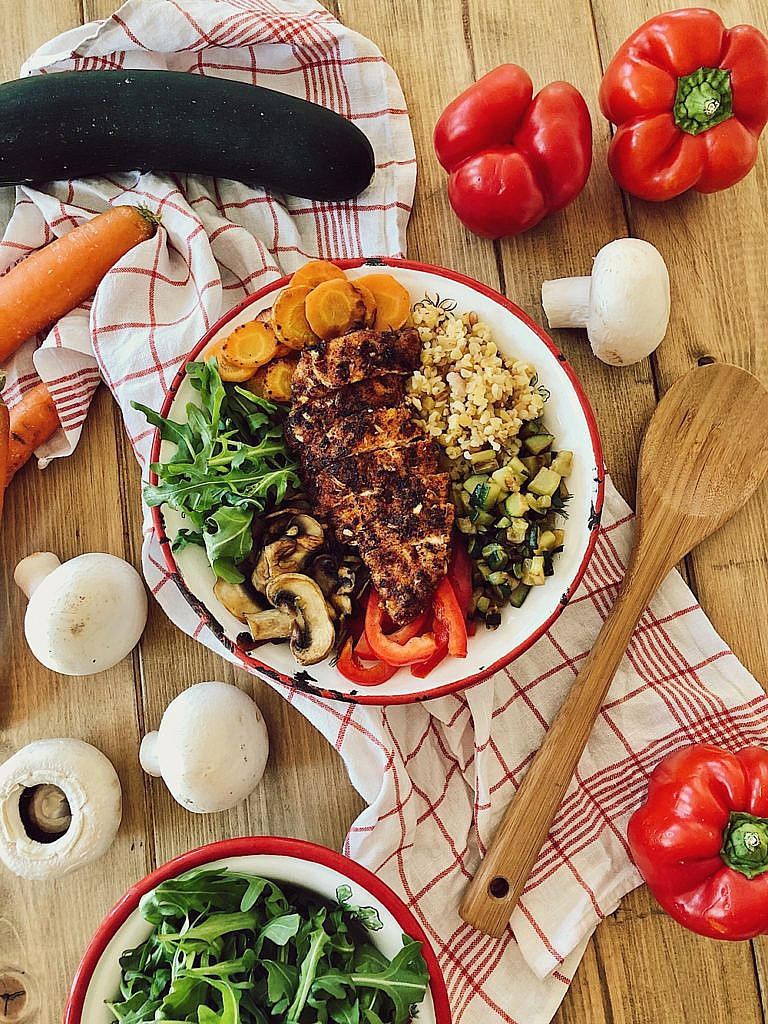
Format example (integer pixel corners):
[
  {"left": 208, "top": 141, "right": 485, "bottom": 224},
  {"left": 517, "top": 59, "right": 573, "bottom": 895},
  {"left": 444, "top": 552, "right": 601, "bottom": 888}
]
[
  {"left": 150, "top": 258, "right": 604, "bottom": 704},
  {"left": 64, "top": 837, "right": 450, "bottom": 1023}
]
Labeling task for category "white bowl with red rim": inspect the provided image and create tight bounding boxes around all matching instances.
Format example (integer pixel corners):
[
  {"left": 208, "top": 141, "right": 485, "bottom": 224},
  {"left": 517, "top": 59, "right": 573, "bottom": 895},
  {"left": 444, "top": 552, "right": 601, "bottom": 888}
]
[
  {"left": 150, "top": 258, "right": 604, "bottom": 704},
  {"left": 64, "top": 836, "right": 450, "bottom": 1023}
]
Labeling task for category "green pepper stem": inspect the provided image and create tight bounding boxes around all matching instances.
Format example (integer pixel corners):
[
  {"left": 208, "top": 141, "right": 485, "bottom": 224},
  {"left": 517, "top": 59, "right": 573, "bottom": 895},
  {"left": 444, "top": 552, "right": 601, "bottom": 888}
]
[
  {"left": 674, "top": 67, "right": 733, "bottom": 136},
  {"left": 721, "top": 811, "right": 768, "bottom": 879}
]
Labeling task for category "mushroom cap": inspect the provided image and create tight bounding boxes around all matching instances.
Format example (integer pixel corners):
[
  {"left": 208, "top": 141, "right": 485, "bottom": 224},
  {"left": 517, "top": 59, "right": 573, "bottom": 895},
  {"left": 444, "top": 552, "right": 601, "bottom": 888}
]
[
  {"left": 265, "top": 572, "right": 335, "bottom": 665},
  {"left": 23, "top": 553, "right": 147, "bottom": 675},
  {"left": 0, "top": 738, "right": 122, "bottom": 880},
  {"left": 588, "top": 238, "right": 670, "bottom": 366},
  {"left": 142, "top": 681, "right": 269, "bottom": 814}
]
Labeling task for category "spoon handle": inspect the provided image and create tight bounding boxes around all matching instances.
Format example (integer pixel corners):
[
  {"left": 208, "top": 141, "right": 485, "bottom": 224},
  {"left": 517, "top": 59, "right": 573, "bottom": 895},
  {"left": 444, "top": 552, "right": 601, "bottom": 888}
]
[{"left": 459, "top": 544, "right": 670, "bottom": 938}]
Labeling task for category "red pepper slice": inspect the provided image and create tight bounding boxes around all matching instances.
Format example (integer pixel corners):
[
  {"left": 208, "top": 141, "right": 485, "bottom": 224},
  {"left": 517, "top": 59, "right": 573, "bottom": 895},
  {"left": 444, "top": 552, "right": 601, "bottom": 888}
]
[
  {"left": 355, "top": 609, "right": 430, "bottom": 661},
  {"left": 411, "top": 619, "right": 449, "bottom": 678},
  {"left": 448, "top": 535, "right": 473, "bottom": 616},
  {"left": 433, "top": 577, "right": 468, "bottom": 658},
  {"left": 364, "top": 590, "right": 438, "bottom": 666},
  {"left": 336, "top": 636, "right": 398, "bottom": 686}
]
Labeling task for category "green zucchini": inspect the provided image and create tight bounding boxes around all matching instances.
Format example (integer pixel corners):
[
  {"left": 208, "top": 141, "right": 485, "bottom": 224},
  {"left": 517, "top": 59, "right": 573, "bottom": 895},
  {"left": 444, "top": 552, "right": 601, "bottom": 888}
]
[
  {"left": 524, "top": 432, "right": 555, "bottom": 455},
  {"left": 0, "top": 71, "right": 375, "bottom": 201}
]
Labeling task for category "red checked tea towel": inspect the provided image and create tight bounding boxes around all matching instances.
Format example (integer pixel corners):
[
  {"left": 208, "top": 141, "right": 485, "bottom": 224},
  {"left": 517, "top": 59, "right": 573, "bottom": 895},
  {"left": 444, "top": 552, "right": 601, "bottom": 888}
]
[{"left": 2, "top": 3, "right": 768, "bottom": 1024}]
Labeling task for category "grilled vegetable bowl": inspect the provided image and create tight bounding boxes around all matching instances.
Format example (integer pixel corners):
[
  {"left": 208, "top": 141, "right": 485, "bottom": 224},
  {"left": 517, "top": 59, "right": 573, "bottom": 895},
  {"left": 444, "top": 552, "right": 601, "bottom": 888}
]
[
  {"left": 150, "top": 259, "right": 604, "bottom": 703},
  {"left": 63, "top": 838, "right": 449, "bottom": 1024}
]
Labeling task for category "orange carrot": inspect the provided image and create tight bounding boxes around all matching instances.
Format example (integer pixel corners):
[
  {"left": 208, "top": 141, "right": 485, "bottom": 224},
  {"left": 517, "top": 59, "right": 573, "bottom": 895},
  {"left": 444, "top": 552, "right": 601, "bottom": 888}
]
[
  {"left": 0, "top": 205, "right": 159, "bottom": 364},
  {"left": 289, "top": 259, "right": 346, "bottom": 290},
  {"left": 354, "top": 281, "right": 377, "bottom": 327},
  {"left": 353, "top": 273, "right": 411, "bottom": 331},
  {"left": 0, "top": 374, "right": 9, "bottom": 518},
  {"left": 271, "top": 285, "right": 319, "bottom": 349},
  {"left": 304, "top": 278, "right": 367, "bottom": 340},
  {"left": 7, "top": 381, "right": 61, "bottom": 480}
]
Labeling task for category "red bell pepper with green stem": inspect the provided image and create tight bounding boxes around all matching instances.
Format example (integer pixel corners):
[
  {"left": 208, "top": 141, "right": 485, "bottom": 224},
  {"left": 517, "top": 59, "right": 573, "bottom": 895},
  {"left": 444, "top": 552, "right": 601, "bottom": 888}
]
[
  {"left": 434, "top": 64, "right": 592, "bottom": 239},
  {"left": 599, "top": 8, "right": 768, "bottom": 200},
  {"left": 628, "top": 743, "right": 768, "bottom": 940}
]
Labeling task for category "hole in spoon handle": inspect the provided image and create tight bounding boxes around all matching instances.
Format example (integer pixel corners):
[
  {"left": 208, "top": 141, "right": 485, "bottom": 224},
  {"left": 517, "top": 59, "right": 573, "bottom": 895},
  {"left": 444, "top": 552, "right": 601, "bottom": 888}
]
[{"left": 488, "top": 876, "right": 510, "bottom": 900}]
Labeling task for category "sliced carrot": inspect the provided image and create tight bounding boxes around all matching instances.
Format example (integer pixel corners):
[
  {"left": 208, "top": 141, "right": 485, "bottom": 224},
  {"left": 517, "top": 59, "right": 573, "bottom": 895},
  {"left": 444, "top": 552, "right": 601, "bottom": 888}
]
[
  {"left": 305, "top": 278, "right": 367, "bottom": 340},
  {"left": 7, "top": 381, "right": 61, "bottom": 480},
  {"left": 241, "top": 367, "right": 268, "bottom": 398},
  {"left": 255, "top": 307, "right": 272, "bottom": 324},
  {"left": 289, "top": 259, "right": 346, "bottom": 290},
  {"left": 271, "top": 285, "right": 319, "bottom": 350},
  {"left": 204, "top": 339, "right": 255, "bottom": 382},
  {"left": 0, "top": 375, "right": 9, "bottom": 519},
  {"left": 0, "top": 205, "right": 158, "bottom": 364},
  {"left": 353, "top": 273, "right": 411, "bottom": 331},
  {"left": 260, "top": 356, "right": 299, "bottom": 401},
  {"left": 222, "top": 320, "right": 279, "bottom": 370},
  {"left": 354, "top": 282, "right": 377, "bottom": 328},
  {"left": 274, "top": 342, "right": 295, "bottom": 358}
]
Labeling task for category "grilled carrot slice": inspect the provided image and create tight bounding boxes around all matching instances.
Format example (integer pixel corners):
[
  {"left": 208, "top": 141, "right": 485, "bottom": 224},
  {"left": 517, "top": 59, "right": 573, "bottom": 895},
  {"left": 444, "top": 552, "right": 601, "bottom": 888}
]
[
  {"left": 204, "top": 339, "right": 255, "bottom": 382},
  {"left": 354, "top": 281, "right": 377, "bottom": 328},
  {"left": 0, "top": 376, "right": 9, "bottom": 518},
  {"left": 305, "top": 278, "right": 367, "bottom": 340},
  {"left": 271, "top": 285, "right": 319, "bottom": 349},
  {"left": 260, "top": 356, "right": 299, "bottom": 401},
  {"left": 222, "top": 320, "right": 279, "bottom": 370},
  {"left": 7, "top": 381, "right": 61, "bottom": 480},
  {"left": 289, "top": 259, "right": 346, "bottom": 290},
  {"left": 0, "top": 205, "right": 158, "bottom": 364},
  {"left": 353, "top": 273, "right": 411, "bottom": 331}
]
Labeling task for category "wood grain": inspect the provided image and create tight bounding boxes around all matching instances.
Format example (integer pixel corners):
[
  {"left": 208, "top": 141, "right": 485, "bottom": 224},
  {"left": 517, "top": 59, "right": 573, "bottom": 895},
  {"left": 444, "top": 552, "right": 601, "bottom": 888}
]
[{"left": 0, "top": 1, "right": 767, "bottom": 1023}]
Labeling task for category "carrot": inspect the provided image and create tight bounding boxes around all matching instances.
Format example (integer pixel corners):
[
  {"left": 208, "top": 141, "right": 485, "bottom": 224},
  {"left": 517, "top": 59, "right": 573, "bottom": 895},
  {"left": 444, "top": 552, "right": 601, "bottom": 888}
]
[
  {"left": 7, "top": 381, "right": 61, "bottom": 480},
  {"left": 260, "top": 356, "right": 299, "bottom": 401},
  {"left": 353, "top": 273, "right": 411, "bottom": 331},
  {"left": 304, "top": 278, "right": 367, "bottom": 340},
  {"left": 204, "top": 340, "right": 255, "bottom": 382},
  {"left": 354, "top": 281, "right": 377, "bottom": 328},
  {"left": 271, "top": 285, "right": 319, "bottom": 349},
  {"left": 0, "top": 205, "right": 159, "bottom": 364},
  {"left": 289, "top": 259, "right": 346, "bottom": 290},
  {"left": 0, "top": 375, "right": 9, "bottom": 519},
  {"left": 222, "top": 320, "right": 278, "bottom": 370}
]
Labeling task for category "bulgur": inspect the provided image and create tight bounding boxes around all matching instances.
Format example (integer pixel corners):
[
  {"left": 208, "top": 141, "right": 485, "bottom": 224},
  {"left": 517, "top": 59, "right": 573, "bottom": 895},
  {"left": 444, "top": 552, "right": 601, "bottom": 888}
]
[{"left": 405, "top": 297, "right": 546, "bottom": 477}]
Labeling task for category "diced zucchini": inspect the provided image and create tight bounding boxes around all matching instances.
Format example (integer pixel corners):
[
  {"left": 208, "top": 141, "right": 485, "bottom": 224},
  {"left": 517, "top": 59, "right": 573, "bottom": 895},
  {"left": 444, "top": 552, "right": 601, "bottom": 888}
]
[
  {"left": 485, "top": 606, "right": 502, "bottom": 628},
  {"left": 468, "top": 449, "right": 498, "bottom": 471},
  {"left": 522, "top": 555, "right": 546, "bottom": 586},
  {"left": 469, "top": 507, "right": 495, "bottom": 528},
  {"left": 507, "top": 456, "right": 530, "bottom": 482},
  {"left": 508, "top": 583, "right": 531, "bottom": 607},
  {"left": 476, "top": 594, "right": 491, "bottom": 616},
  {"left": 490, "top": 465, "right": 517, "bottom": 493},
  {"left": 475, "top": 560, "right": 492, "bottom": 580},
  {"left": 506, "top": 518, "right": 528, "bottom": 544},
  {"left": 523, "top": 432, "right": 555, "bottom": 455},
  {"left": 550, "top": 450, "right": 573, "bottom": 476},
  {"left": 524, "top": 523, "right": 539, "bottom": 553},
  {"left": 528, "top": 467, "right": 562, "bottom": 497},
  {"left": 470, "top": 479, "right": 502, "bottom": 510},
  {"left": 520, "top": 418, "right": 544, "bottom": 439},
  {"left": 553, "top": 528, "right": 565, "bottom": 546},
  {"left": 526, "top": 492, "right": 543, "bottom": 513},
  {"left": 463, "top": 473, "right": 488, "bottom": 494},
  {"left": 482, "top": 543, "right": 508, "bottom": 571},
  {"left": 495, "top": 515, "right": 511, "bottom": 529},
  {"left": 536, "top": 529, "right": 557, "bottom": 553},
  {"left": 504, "top": 492, "right": 529, "bottom": 518},
  {"left": 536, "top": 495, "right": 552, "bottom": 509},
  {"left": 456, "top": 517, "right": 475, "bottom": 534},
  {"left": 467, "top": 535, "right": 485, "bottom": 558},
  {"left": 511, "top": 561, "right": 524, "bottom": 580},
  {"left": 487, "top": 570, "right": 510, "bottom": 586},
  {"left": 543, "top": 553, "right": 555, "bottom": 577},
  {"left": 520, "top": 455, "right": 541, "bottom": 477}
]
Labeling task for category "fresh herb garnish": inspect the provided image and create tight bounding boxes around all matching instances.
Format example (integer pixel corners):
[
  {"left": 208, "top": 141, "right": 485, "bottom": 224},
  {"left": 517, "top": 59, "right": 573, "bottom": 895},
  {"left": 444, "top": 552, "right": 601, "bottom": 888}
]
[
  {"left": 133, "top": 359, "right": 300, "bottom": 583},
  {"left": 107, "top": 867, "right": 429, "bottom": 1024}
]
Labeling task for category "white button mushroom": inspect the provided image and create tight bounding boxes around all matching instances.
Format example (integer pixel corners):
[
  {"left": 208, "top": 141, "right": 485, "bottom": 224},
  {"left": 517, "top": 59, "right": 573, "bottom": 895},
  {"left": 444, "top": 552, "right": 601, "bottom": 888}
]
[
  {"left": 0, "top": 738, "right": 122, "bottom": 880},
  {"left": 139, "top": 681, "right": 269, "bottom": 814},
  {"left": 541, "top": 238, "right": 671, "bottom": 366},
  {"left": 14, "top": 551, "right": 148, "bottom": 675}
]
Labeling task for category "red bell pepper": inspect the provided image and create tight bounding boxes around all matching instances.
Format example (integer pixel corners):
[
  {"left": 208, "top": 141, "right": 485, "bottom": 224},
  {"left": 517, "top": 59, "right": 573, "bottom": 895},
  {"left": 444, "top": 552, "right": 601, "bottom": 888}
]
[
  {"left": 434, "top": 64, "right": 592, "bottom": 239},
  {"left": 448, "top": 536, "right": 473, "bottom": 616},
  {"left": 336, "top": 636, "right": 398, "bottom": 686},
  {"left": 599, "top": 8, "right": 768, "bottom": 200},
  {"left": 355, "top": 609, "right": 429, "bottom": 661},
  {"left": 628, "top": 743, "right": 768, "bottom": 940},
  {"left": 433, "top": 578, "right": 468, "bottom": 658},
  {"left": 364, "top": 590, "right": 438, "bottom": 666}
]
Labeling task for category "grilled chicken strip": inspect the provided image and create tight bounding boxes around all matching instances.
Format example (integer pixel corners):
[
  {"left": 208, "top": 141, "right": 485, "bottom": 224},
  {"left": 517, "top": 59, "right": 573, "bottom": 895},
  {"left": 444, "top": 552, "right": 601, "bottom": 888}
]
[{"left": 287, "top": 327, "right": 453, "bottom": 624}]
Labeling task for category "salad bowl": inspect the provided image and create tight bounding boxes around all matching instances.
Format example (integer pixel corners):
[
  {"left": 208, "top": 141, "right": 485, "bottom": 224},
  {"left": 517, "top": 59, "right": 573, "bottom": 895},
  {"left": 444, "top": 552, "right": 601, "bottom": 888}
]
[
  {"left": 150, "top": 258, "right": 604, "bottom": 703},
  {"left": 64, "top": 836, "right": 450, "bottom": 1023}
]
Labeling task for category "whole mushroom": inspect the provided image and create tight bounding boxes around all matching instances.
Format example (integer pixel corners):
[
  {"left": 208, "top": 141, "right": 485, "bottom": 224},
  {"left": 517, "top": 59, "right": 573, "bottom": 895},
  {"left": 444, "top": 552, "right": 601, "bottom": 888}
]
[
  {"left": 139, "top": 681, "right": 269, "bottom": 813},
  {"left": 0, "top": 738, "right": 122, "bottom": 880},
  {"left": 541, "top": 238, "right": 670, "bottom": 366},
  {"left": 14, "top": 551, "right": 147, "bottom": 675}
]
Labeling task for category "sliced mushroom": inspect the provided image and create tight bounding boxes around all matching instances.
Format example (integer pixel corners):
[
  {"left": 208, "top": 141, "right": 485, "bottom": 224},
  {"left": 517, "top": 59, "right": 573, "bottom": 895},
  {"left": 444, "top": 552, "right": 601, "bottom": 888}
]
[
  {"left": 310, "top": 554, "right": 339, "bottom": 598},
  {"left": 252, "top": 514, "right": 325, "bottom": 593},
  {"left": 245, "top": 607, "right": 294, "bottom": 642},
  {"left": 213, "top": 579, "right": 264, "bottom": 623},
  {"left": 265, "top": 573, "right": 335, "bottom": 665}
]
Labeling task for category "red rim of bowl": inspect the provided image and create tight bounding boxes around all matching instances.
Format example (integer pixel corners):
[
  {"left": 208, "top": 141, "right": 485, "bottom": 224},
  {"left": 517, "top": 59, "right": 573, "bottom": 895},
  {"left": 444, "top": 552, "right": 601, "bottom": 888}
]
[
  {"left": 63, "top": 835, "right": 452, "bottom": 1024},
  {"left": 150, "top": 257, "right": 605, "bottom": 704}
]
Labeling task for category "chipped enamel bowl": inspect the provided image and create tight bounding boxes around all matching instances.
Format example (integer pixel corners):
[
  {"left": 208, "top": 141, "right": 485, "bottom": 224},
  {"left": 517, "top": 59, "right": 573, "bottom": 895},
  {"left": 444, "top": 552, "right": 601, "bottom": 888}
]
[{"left": 150, "top": 258, "right": 604, "bottom": 704}]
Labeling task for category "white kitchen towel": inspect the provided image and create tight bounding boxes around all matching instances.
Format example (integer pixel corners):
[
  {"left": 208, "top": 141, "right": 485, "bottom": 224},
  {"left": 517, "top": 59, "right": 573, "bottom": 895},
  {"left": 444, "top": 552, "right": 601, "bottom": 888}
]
[{"left": 2, "top": 3, "right": 767, "bottom": 1023}]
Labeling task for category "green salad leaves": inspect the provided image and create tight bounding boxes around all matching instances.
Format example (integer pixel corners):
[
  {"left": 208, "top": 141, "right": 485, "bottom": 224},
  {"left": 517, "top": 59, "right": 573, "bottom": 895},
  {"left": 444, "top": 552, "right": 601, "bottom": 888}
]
[
  {"left": 107, "top": 867, "right": 429, "bottom": 1024},
  {"left": 134, "top": 360, "right": 300, "bottom": 583}
]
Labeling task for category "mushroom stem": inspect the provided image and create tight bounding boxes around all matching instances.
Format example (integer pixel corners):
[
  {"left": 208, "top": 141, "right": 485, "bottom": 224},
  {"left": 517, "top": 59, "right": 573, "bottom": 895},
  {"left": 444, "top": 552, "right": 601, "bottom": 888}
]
[
  {"left": 541, "top": 276, "right": 591, "bottom": 328},
  {"left": 21, "top": 784, "right": 72, "bottom": 838},
  {"left": 139, "top": 733, "right": 162, "bottom": 777},
  {"left": 14, "top": 552, "right": 61, "bottom": 599}
]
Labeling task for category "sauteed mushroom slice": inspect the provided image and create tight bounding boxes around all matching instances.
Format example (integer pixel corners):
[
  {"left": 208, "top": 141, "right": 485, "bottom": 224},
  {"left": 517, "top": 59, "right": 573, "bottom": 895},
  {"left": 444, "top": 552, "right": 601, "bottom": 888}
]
[
  {"left": 265, "top": 573, "right": 335, "bottom": 665},
  {"left": 212, "top": 579, "right": 264, "bottom": 623},
  {"left": 245, "top": 607, "right": 294, "bottom": 643},
  {"left": 252, "top": 514, "right": 326, "bottom": 592}
]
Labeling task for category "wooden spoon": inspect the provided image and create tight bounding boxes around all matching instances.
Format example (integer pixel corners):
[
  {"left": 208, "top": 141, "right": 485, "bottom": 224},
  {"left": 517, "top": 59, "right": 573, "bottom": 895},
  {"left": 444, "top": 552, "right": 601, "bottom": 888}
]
[{"left": 459, "top": 362, "right": 768, "bottom": 938}]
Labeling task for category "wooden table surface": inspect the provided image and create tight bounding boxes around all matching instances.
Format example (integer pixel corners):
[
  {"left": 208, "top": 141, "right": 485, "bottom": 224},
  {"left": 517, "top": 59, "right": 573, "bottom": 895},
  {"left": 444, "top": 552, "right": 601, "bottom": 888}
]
[{"left": 1, "top": 1, "right": 767, "bottom": 1022}]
